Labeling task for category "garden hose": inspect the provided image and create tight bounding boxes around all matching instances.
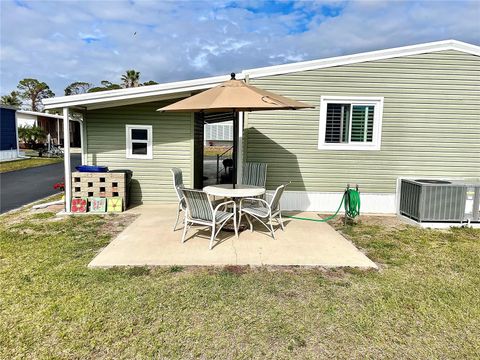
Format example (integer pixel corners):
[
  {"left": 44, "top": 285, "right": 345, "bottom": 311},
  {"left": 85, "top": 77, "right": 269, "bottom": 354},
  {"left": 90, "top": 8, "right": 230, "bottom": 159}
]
[{"left": 284, "top": 187, "right": 361, "bottom": 223}]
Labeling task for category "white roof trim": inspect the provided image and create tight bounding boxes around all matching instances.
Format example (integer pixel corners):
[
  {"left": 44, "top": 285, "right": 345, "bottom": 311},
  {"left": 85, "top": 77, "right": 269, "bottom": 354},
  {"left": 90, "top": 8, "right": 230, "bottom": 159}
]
[
  {"left": 17, "top": 110, "right": 64, "bottom": 119},
  {"left": 242, "top": 40, "right": 480, "bottom": 78},
  {"left": 43, "top": 39, "right": 479, "bottom": 110},
  {"left": 43, "top": 74, "right": 243, "bottom": 110}
]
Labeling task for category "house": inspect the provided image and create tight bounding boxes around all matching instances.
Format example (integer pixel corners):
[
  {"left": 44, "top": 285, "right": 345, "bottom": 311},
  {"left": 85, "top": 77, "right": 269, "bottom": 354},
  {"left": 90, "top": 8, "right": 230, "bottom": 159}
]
[
  {"left": 16, "top": 110, "right": 81, "bottom": 148},
  {"left": 0, "top": 106, "right": 20, "bottom": 161},
  {"left": 204, "top": 120, "right": 233, "bottom": 147},
  {"left": 42, "top": 40, "right": 480, "bottom": 214}
]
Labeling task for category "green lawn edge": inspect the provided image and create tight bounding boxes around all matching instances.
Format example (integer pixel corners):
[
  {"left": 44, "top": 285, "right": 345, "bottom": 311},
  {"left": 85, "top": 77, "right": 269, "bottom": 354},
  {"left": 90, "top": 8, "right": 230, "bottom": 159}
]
[{"left": 0, "top": 157, "right": 63, "bottom": 173}]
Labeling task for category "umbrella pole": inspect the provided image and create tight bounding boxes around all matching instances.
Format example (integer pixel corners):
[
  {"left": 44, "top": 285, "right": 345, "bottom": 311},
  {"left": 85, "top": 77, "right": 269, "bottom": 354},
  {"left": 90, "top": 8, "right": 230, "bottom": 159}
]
[{"left": 232, "top": 110, "right": 238, "bottom": 188}]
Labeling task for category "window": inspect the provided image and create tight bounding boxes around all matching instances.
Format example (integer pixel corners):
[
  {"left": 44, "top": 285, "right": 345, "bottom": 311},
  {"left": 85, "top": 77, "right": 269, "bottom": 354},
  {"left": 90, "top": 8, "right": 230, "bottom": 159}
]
[
  {"left": 318, "top": 96, "right": 383, "bottom": 150},
  {"left": 126, "top": 125, "right": 153, "bottom": 159}
]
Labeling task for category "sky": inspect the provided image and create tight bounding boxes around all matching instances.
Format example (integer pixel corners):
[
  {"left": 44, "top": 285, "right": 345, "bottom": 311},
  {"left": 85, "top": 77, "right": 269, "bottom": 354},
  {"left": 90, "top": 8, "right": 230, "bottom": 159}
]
[{"left": 1, "top": 0, "right": 479, "bottom": 97}]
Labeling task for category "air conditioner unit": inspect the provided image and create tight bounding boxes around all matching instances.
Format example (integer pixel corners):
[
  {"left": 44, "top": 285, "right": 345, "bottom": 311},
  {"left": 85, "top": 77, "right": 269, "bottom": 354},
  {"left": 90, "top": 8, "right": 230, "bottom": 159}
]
[{"left": 399, "top": 179, "right": 468, "bottom": 222}]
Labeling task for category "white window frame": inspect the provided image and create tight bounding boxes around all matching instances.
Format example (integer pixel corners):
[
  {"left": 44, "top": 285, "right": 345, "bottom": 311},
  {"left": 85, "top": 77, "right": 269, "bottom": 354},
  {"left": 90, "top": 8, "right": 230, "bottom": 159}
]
[
  {"left": 318, "top": 96, "right": 384, "bottom": 151},
  {"left": 126, "top": 124, "right": 153, "bottom": 159}
]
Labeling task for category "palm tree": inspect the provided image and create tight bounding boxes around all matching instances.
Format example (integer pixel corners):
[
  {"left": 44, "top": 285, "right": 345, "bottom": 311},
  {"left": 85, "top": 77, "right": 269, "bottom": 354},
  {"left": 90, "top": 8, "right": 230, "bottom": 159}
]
[
  {"left": 1, "top": 91, "right": 22, "bottom": 108},
  {"left": 121, "top": 70, "right": 141, "bottom": 88}
]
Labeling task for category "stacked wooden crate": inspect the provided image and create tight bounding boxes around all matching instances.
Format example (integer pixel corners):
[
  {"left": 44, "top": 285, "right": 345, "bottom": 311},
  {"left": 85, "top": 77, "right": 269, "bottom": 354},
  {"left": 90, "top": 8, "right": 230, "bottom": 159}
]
[{"left": 71, "top": 172, "right": 126, "bottom": 209}]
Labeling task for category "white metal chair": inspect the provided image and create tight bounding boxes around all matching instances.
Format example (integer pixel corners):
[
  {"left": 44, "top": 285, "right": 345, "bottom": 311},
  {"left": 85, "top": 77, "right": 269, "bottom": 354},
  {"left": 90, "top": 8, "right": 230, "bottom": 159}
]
[
  {"left": 170, "top": 168, "right": 186, "bottom": 231},
  {"left": 180, "top": 188, "right": 238, "bottom": 250},
  {"left": 242, "top": 162, "right": 267, "bottom": 187},
  {"left": 242, "top": 162, "right": 268, "bottom": 205},
  {"left": 239, "top": 183, "right": 289, "bottom": 239}
]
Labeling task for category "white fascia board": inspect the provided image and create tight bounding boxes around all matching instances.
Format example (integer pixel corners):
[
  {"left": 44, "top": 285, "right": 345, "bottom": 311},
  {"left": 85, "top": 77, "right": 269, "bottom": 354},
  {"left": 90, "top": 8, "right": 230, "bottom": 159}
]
[
  {"left": 17, "top": 110, "right": 64, "bottom": 119},
  {"left": 43, "top": 74, "right": 243, "bottom": 110},
  {"left": 242, "top": 40, "right": 480, "bottom": 79}
]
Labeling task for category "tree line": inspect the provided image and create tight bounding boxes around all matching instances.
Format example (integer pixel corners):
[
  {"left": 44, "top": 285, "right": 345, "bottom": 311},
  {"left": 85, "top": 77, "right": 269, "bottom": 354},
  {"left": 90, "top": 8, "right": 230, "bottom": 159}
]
[{"left": 0, "top": 70, "right": 158, "bottom": 112}]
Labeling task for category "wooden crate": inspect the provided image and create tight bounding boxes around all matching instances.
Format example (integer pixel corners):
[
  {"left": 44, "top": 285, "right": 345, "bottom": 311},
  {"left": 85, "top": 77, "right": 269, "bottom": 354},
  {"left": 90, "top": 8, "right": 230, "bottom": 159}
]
[{"left": 72, "top": 172, "right": 127, "bottom": 208}]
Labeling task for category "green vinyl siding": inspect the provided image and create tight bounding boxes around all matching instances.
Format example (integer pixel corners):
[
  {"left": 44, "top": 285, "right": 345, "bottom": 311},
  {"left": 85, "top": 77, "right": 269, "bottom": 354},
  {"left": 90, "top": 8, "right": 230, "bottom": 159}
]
[
  {"left": 85, "top": 101, "right": 193, "bottom": 203},
  {"left": 246, "top": 50, "right": 480, "bottom": 193}
]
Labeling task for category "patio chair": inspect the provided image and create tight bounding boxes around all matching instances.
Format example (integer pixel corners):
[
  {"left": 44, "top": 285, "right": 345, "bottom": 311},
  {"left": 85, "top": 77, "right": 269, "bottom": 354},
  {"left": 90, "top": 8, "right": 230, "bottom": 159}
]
[
  {"left": 239, "top": 183, "right": 289, "bottom": 239},
  {"left": 180, "top": 188, "right": 238, "bottom": 250},
  {"left": 170, "top": 168, "right": 186, "bottom": 231},
  {"left": 242, "top": 162, "right": 268, "bottom": 187},
  {"left": 241, "top": 162, "right": 268, "bottom": 205}
]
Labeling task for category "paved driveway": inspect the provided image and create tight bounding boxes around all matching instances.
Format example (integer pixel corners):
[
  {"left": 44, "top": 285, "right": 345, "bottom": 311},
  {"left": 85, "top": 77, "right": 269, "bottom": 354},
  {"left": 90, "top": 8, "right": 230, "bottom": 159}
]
[{"left": 0, "top": 154, "right": 81, "bottom": 213}]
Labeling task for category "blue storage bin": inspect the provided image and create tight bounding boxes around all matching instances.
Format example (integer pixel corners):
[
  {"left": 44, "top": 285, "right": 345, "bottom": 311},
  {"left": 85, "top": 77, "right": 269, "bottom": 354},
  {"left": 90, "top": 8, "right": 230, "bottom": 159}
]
[{"left": 75, "top": 165, "right": 109, "bottom": 173}]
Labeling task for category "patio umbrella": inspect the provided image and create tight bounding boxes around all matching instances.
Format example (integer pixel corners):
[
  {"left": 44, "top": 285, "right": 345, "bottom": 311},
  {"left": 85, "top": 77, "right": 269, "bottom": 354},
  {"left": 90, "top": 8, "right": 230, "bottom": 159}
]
[
  {"left": 158, "top": 73, "right": 312, "bottom": 113},
  {"left": 158, "top": 73, "right": 313, "bottom": 187}
]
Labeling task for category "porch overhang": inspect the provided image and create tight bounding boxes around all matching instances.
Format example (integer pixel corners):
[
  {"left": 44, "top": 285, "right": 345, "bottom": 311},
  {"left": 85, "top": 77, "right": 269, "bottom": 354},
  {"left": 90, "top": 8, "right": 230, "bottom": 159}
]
[{"left": 43, "top": 74, "right": 240, "bottom": 111}]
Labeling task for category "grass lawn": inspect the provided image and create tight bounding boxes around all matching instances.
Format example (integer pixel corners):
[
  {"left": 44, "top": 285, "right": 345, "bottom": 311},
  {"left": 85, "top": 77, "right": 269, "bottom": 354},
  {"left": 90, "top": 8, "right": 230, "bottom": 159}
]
[
  {"left": 204, "top": 145, "right": 232, "bottom": 157},
  {"left": 0, "top": 208, "right": 479, "bottom": 359},
  {"left": 0, "top": 157, "right": 62, "bottom": 173}
]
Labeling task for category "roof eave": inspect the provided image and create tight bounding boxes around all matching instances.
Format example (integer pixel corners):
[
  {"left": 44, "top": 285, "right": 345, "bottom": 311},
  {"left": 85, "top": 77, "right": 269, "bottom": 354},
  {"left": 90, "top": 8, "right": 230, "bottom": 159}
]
[
  {"left": 17, "top": 110, "right": 64, "bottom": 119},
  {"left": 42, "top": 39, "right": 479, "bottom": 110},
  {"left": 242, "top": 39, "right": 480, "bottom": 79}
]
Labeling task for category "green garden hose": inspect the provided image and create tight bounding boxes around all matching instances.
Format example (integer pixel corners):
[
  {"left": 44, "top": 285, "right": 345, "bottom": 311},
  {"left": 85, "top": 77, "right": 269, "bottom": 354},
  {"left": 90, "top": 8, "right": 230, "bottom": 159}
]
[{"left": 284, "top": 188, "right": 361, "bottom": 222}]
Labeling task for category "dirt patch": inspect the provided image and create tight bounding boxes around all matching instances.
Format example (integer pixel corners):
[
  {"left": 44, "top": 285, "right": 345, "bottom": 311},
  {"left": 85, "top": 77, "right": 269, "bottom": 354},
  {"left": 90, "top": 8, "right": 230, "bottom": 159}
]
[
  {"left": 328, "top": 214, "right": 407, "bottom": 231},
  {"left": 146, "top": 264, "right": 375, "bottom": 278},
  {"left": 97, "top": 213, "right": 138, "bottom": 238},
  {"left": 220, "top": 265, "right": 250, "bottom": 275},
  {"left": 356, "top": 215, "right": 406, "bottom": 229}
]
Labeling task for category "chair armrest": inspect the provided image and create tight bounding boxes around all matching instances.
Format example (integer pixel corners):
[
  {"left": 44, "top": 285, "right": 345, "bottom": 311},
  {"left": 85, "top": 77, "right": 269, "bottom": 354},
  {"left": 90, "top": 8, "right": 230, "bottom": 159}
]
[
  {"left": 214, "top": 200, "right": 236, "bottom": 213},
  {"left": 239, "top": 197, "right": 270, "bottom": 211}
]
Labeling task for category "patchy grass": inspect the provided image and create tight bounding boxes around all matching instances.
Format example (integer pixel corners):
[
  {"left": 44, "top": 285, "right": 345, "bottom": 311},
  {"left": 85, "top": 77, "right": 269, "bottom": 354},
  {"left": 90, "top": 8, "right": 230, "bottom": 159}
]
[
  {"left": 0, "top": 210, "right": 479, "bottom": 359},
  {"left": 0, "top": 157, "right": 62, "bottom": 173}
]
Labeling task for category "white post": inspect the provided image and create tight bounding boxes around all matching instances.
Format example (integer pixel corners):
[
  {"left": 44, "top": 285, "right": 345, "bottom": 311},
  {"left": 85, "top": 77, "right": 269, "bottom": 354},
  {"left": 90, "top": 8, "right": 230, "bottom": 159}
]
[
  {"left": 237, "top": 112, "right": 244, "bottom": 184},
  {"left": 57, "top": 118, "right": 60, "bottom": 144},
  {"left": 79, "top": 119, "right": 86, "bottom": 165},
  {"left": 63, "top": 107, "right": 72, "bottom": 213}
]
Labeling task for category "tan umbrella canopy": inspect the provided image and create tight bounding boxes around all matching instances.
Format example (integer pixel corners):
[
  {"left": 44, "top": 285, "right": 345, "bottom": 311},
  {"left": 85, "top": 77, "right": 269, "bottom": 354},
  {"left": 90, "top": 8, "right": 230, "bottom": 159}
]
[
  {"left": 158, "top": 73, "right": 313, "bottom": 187},
  {"left": 158, "top": 73, "right": 312, "bottom": 112}
]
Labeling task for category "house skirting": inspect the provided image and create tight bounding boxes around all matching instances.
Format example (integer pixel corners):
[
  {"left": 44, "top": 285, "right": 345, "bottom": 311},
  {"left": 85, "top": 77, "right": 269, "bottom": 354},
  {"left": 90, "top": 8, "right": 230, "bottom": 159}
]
[
  {"left": 0, "top": 149, "right": 19, "bottom": 162},
  {"left": 268, "top": 190, "right": 397, "bottom": 214}
]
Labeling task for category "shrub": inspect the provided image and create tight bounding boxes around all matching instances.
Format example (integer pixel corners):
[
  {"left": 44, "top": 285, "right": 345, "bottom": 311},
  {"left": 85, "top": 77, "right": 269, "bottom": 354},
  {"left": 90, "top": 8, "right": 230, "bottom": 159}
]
[{"left": 18, "top": 125, "right": 46, "bottom": 149}]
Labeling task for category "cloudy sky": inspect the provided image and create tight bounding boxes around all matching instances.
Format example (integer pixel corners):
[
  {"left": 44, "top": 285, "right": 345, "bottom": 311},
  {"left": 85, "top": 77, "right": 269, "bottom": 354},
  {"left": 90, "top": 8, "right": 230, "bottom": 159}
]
[{"left": 1, "top": 0, "right": 479, "bottom": 96}]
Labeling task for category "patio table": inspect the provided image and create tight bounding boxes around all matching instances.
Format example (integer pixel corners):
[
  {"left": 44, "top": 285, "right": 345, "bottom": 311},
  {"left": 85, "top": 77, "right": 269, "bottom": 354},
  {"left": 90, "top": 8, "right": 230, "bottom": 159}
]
[
  {"left": 203, "top": 184, "right": 265, "bottom": 198},
  {"left": 203, "top": 184, "right": 265, "bottom": 232}
]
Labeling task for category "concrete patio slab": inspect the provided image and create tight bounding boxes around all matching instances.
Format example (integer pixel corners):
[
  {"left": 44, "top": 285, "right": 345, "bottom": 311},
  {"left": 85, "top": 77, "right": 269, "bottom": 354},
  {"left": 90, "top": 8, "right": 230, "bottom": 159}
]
[{"left": 88, "top": 204, "right": 377, "bottom": 269}]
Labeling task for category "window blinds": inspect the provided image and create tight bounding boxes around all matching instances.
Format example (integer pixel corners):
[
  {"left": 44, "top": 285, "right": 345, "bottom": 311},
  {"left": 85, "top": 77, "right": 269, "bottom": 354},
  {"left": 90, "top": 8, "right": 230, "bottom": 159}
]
[{"left": 325, "top": 104, "right": 374, "bottom": 143}]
